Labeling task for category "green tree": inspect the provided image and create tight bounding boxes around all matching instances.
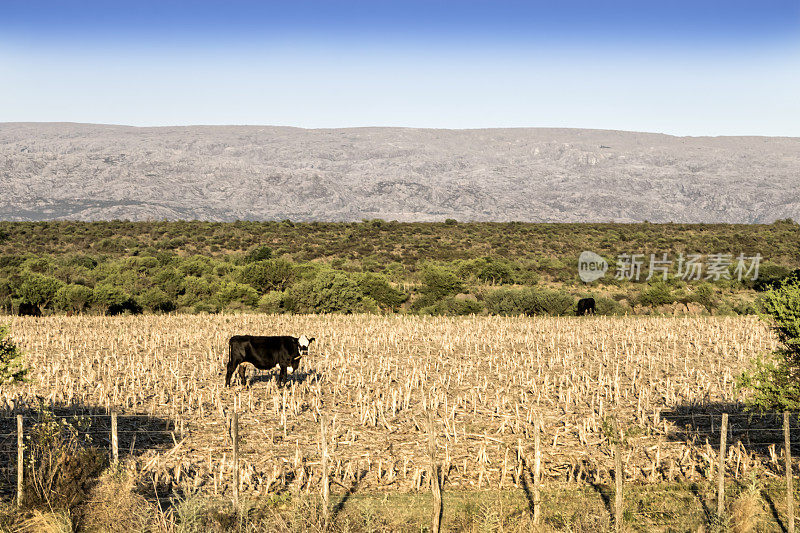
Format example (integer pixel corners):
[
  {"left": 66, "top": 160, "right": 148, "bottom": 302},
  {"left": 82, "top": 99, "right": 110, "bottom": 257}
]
[
  {"left": 0, "top": 324, "right": 27, "bottom": 384},
  {"left": 358, "top": 273, "right": 407, "bottom": 310},
  {"left": 139, "top": 287, "right": 175, "bottom": 313},
  {"left": 737, "top": 278, "right": 800, "bottom": 410},
  {"left": 238, "top": 259, "right": 295, "bottom": 293},
  {"left": 285, "top": 271, "right": 364, "bottom": 313},
  {"left": 54, "top": 284, "right": 94, "bottom": 313},
  {"left": 92, "top": 283, "right": 129, "bottom": 308},
  {"left": 420, "top": 265, "right": 464, "bottom": 301},
  {"left": 215, "top": 281, "right": 259, "bottom": 309},
  {"left": 153, "top": 267, "right": 185, "bottom": 299},
  {"left": 19, "top": 273, "right": 64, "bottom": 309}
]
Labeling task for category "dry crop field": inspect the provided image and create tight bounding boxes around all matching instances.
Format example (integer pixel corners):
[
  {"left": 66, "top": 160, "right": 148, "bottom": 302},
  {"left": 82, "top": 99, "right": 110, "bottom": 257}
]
[{"left": 0, "top": 314, "right": 783, "bottom": 499}]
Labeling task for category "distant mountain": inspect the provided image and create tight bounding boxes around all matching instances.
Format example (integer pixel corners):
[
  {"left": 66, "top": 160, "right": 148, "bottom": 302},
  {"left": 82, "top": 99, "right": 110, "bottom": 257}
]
[{"left": 1, "top": 123, "right": 798, "bottom": 223}]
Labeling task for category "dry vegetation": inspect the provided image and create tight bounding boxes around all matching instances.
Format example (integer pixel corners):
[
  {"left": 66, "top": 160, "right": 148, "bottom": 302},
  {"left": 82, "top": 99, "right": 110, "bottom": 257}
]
[{"left": 0, "top": 314, "right": 785, "bottom": 504}]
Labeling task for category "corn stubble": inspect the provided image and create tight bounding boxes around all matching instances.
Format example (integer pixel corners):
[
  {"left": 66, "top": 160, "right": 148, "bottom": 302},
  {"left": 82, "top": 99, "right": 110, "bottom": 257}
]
[{"left": 3, "top": 314, "right": 777, "bottom": 498}]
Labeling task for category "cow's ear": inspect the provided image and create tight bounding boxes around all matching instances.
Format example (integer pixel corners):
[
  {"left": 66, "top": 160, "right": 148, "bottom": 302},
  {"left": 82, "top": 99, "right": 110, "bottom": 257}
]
[{"left": 308, "top": 337, "right": 315, "bottom": 344}]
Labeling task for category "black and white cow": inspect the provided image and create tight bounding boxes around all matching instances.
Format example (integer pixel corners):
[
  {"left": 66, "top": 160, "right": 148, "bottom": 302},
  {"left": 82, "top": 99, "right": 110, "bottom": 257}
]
[{"left": 225, "top": 334, "right": 314, "bottom": 386}]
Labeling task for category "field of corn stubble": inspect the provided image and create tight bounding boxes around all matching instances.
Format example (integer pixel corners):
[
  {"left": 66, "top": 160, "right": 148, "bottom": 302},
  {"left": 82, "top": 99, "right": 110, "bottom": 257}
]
[{"left": 0, "top": 314, "right": 783, "bottom": 499}]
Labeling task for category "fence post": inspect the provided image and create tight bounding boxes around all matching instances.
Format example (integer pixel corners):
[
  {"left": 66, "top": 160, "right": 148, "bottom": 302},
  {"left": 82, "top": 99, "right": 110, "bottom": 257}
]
[
  {"left": 786, "top": 412, "right": 795, "bottom": 533},
  {"left": 717, "top": 413, "right": 728, "bottom": 517},
  {"left": 533, "top": 417, "right": 541, "bottom": 526},
  {"left": 232, "top": 411, "right": 239, "bottom": 506},
  {"left": 321, "top": 414, "right": 330, "bottom": 530},
  {"left": 17, "top": 414, "right": 23, "bottom": 507},
  {"left": 428, "top": 410, "right": 442, "bottom": 533},
  {"left": 614, "top": 428, "right": 623, "bottom": 533},
  {"left": 111, "top": 412, "right": 119, "bottom": 464}
]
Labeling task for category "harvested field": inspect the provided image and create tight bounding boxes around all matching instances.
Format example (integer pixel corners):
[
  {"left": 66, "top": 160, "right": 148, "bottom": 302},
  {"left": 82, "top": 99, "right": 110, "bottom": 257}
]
[{"left": 0, "top": 314, "right": 785, "bottom": 498}]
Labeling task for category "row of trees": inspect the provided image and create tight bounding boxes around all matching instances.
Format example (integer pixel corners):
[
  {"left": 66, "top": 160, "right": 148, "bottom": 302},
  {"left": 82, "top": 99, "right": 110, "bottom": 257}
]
[{"left": 0, "top": 244, "right": 780, "bottom": 317}]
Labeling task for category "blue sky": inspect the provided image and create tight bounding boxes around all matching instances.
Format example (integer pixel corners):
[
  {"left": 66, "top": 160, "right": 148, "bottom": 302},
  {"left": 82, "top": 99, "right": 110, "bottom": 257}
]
[{"left": 1, "top": 1, "right": 799, "bottom": 135}]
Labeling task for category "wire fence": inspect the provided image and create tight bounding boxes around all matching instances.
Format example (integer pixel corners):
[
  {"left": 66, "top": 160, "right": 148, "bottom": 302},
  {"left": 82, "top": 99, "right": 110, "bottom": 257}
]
[{"left": 1, "top": 409, "right": 798, "bottom": 530}]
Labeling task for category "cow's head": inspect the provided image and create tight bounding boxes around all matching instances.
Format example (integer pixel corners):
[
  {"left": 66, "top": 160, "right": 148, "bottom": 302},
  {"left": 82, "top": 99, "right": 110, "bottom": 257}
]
[
  {"left": 298, "top": 335, "right": 315, "bottom": 357},
  {"left": 292, "top": 334, "right": 314, "bottom": 370}
]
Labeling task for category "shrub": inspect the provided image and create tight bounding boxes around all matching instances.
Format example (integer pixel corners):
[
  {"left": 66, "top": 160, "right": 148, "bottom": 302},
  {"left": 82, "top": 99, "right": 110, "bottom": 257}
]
[
  {"left": 285, "top": 271, "right": 365, "bottom": 314},
  {"left": 458, "top": 257, "right": 515, "bottom": 285},
  {"left": 420, "top": 297, "right": 483, "bottom": 316},
  {"left": 24, "top": 406, "right": 107, "bottom": 510},
  {"left": 358, "top": 273, "right": 407, "bottom": 310},
  {"left": 54, "top": 284, "right": 94, "bottom": 313},
  {"left": 693, "top": 282, "right": 717, "bottom": 314},
  {"left": 19, "top": 273, "right": 64, "bottom": 310},
  {"left": 258, "top": 291, "right": 286, "bottom": 314},
  {"left": 0, "top": 324, "right": 27, "bottom": 384},
  {"left": 179, "top": 276, "right": 219, "bottom": 308},
  {"left": 92, "top": 283, "right": 130, "bottom": 307},
  {"left": 244, "top": 245, "right": 273, "bottom": 263},
  {"left": 637, "top": 282, "right": 674, "bottom": 308},
  {"left": 483, "top": 287, "right": 574, "bottom": 316},
  {"left": 238, "top": 259, "right": 295, "bottom": 293},
  {"left": 737, "top": 278, "right": 800, "bottom": 410},
  {"left": 594, "top": 296, "right": 627, "bottom": 316},
  {"left": 139, "top": 287, "right": 175, "bottom": 313},
  {"left": 153, "top": 267, "right": 185, "bottom": 299},
  {"left": 215, "top": 282, "right": 259, "bottom": 309},
  {"left": 419, "top": 265, "right": 464, "bottom": 301}
]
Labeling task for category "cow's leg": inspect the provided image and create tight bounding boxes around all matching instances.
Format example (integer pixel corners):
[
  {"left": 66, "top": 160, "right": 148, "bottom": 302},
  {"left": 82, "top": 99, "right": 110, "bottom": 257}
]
[
  {"left": 238, "top": 364, "right": 248, "bottom": 387},
  {"left": 278, "top": 365, "right": 287, "bottom": 386},
  {"left": 225, "top": 361, "right": 237, "bottom": 387}
]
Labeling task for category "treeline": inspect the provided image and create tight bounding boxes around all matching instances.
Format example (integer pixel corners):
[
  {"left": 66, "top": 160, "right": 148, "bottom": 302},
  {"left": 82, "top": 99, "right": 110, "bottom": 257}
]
[
  {"left": 1, "top": 219, "right": 799, "bottom": 267},
  {"left": 0, "top": 242, "right": 791, "bottom": 316}
]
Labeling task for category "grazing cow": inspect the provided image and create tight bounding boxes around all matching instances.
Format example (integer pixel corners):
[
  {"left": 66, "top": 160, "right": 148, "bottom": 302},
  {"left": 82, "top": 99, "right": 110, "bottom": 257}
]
[
  {"left": 577, "top": 297, "right": 596, "bottom": 316},
  {"left": 225, "top": 334, "right": 315, "bottom": 386},
  {"left": 18, "top": 302, "right": 42, "bottom": 317}
]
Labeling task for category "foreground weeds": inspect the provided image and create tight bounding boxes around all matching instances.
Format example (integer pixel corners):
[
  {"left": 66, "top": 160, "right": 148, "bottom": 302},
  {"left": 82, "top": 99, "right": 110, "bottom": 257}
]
[{"left": 1, "top": 480, "right": 797, "bottom": 532}]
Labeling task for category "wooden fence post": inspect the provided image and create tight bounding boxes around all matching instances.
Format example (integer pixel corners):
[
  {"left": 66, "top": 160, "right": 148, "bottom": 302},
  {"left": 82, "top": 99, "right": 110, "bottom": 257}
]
[
  {"left": 321, "top": 414, "right": 330, "bottom": 529},
  {"left": 786, "top": 412, "right": 795, "bottom": 533},
  {"left": 533, "top": 417, "right": 541, "bottom": 526},
  {"left": 717, "top": 413, "right": 728, "bottom": 517},
  {"left": 17, "top": 415, "right": 23, "bottom": 507},
  {"left": 428, "top": 410, "right": 442, "bottom": 533},
  {"left": 111, "top": 412, "right": 119, "bottom": 464},
  {"left": 614, "top": 429, "right": 623, "bottom": 533},
  {"left": 232, "top": 411, "right": 239, "bottom": 506}
]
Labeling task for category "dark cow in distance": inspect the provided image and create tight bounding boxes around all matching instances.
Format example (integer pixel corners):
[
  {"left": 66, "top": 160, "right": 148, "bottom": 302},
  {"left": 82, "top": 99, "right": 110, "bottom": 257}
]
[
  {"left": 18, "top": 302, "right": 42, "bottom": 317},
  {"left": 225, "top": 334, "right": 314, "bottom": 386},
  {"left": 577, "top": 297, "right": 596, "bottom": 316}
]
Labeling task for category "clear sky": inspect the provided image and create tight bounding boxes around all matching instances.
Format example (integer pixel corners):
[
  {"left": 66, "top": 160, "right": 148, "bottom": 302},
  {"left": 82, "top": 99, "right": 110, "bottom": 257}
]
[{"left": 1, "top": 1, "right": 799, "bottom": 136}]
